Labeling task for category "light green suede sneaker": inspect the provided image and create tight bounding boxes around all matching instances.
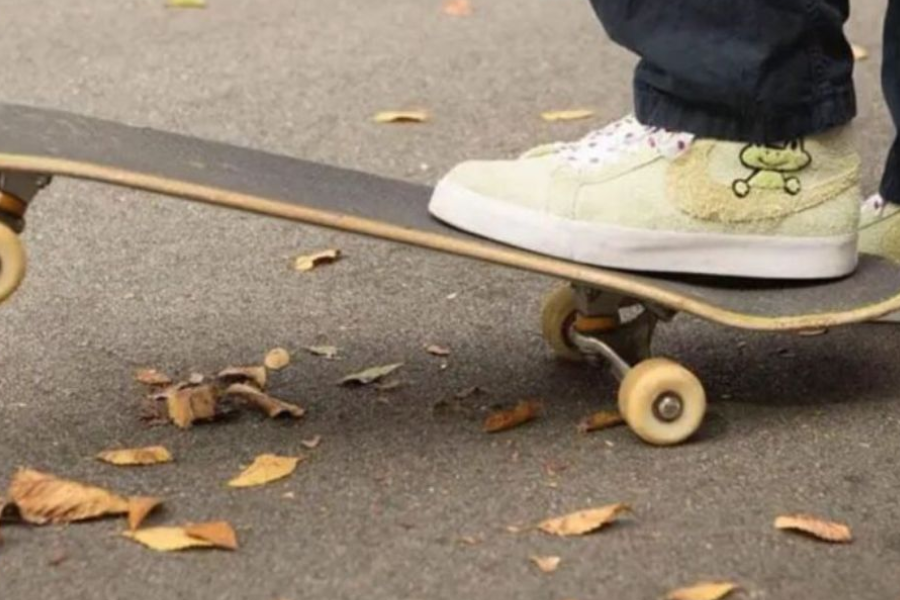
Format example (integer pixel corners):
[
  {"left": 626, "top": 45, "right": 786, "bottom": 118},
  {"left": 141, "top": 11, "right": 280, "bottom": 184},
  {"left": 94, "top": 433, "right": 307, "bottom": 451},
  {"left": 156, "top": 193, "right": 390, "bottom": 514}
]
[
  {"left": 429, "top": 116, "right": 863, "bottom": 279},
  {"left": 859, "top": 194, "right": 900, "bottom": 322}
]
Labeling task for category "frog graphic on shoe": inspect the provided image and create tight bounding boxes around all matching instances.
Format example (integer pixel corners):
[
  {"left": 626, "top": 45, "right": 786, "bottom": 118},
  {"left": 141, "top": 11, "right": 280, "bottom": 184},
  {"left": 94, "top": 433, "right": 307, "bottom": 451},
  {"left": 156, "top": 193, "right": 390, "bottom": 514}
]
[{"left": 429, "top": 116, "right": 862, "bottom": 279}]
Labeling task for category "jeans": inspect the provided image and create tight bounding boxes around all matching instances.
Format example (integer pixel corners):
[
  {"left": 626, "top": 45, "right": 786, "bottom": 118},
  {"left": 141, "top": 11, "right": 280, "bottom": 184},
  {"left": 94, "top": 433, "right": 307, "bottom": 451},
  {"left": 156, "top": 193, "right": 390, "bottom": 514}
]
[{"left": 589, "top": 0, "right": 899, "bottom": 204}]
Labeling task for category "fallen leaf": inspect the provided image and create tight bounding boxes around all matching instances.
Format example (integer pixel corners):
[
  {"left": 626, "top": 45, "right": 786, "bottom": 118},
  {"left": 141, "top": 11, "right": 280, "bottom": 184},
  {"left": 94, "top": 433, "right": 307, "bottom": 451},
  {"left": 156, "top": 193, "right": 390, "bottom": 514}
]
[
  {"left": 530, "top": 555, "right": 561, "bottom": 573},
  {"left": 228, "top": 454, "right": 303, "bottom": 488},
  {"left": 97, "top": 446, "right": 173, "bottom": 466},
  {"left": 166, "top": 0, "right": 206, "bottom": 7},
  {"left": 294, "top": 249, "right": 341, "bottom": 272},
  {"left": 127, "top": 497, "right": 163, "bottom": 531},
  {"left": 851, "top": 43, "right": 869, "bottom": 61},
  {"left": 124, "top": 521, "right": 237, "bottom": 552},
  {"left": 217, "top": 366, "right": 267, "bottom": 389},
  {"left": 483, "top": 400, "right": 542, "bottom": 433},
  {"left": 184, "top": 521, "right": 239, "bottom": 550},
  {"left": 541, "top": 109, "right": 595, "bottom": 122},
  {"left": 577, "top": 410, "right": 625, "bottom": 434},
  {"left": 373, "top": 111, "right": 428, "bottom": 124},
  {"left": 307, "top": 345, "right": 339, "bottom": 359},
  {"left": 264, "top": 348, "right": 291, "bottom": 370},
  {"left": 538, "top": 503, "right": 630, "bottom": 537},
  {"left": 443, "top": 0, "right": 472, "bottom": 16},
  {"left": 300, "top": 435, "right": 322, "bottom": 449},
  {"left": 666, "top": 582, "right": 740, "bottom": 600},
  {"left": 426, "top": 345, "right": 451, "bottom": 357},
  {"left": 226, "top": 383, "right": 305, "bottom": 419},
  {"left": 8, "top": 468, "right": 129, "bottom": 525},
  {"left": 774, "top": 514, "right": 852, "bottom": 543},
  {"left": 135, "top": 368, "right": 172, "bottom": 387},
  {"left": 166, "top": 384, "right": 220, "bottom": 429},
  {"left": 339, "top": 363, "right": 404, "bottom": 386}
]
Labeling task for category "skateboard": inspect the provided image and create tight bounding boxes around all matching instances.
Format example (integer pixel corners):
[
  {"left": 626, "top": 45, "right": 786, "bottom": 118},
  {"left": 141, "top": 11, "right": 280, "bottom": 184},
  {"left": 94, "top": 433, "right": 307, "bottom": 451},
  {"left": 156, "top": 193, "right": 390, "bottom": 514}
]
[{"left": 1, "top": 103, "right": 899, "bottom": 446}]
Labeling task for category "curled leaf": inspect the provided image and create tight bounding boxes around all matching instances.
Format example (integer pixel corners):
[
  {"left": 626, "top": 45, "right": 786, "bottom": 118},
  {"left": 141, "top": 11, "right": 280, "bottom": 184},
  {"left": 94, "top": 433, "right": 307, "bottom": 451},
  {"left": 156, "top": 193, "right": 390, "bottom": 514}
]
[
  {"left": 264, "top": 348, "right": 291, "bottom": 370},
  {"left": 774, "top": 513, "right": 852, "bottom": 543},
  {"left": 184, "top": 521, "right": 239, "bottom": 550},
  {"left": 300, "top": 436, "right": 322, "bottom": 449},
  {"left": 666, "top": 582, "right": 740, "bottom": 600},
  {"left": 135, "top": 369, "right": 172, "bottom": 387},
  {"left": 124, "top": 521, "right": 237, "bottom": 552},
  {"left": 538, "top": 503, "right": 630, "bottom": 537},
  {"left": 97, "top": 446, "right": 173, "bottom": 466},
  {"left": 306, "top": 345, "right": 339, "bottom": 359},
  {"left": 8, "top": 468, "right": 129, "bottom": 525},
  {"left": 339, "top": 363, "right": 404, "bottom": 386},
  {"left": 228, "top": 454, "right": 303, "bottom": 488},
  {"left": 128, "top": 497, "right": 163, "bottom": 531},
  {"left": 426, "top": 345, "right": 451, "bottom": 357},
  {"left": 226, "top": 383, "right": 305, "bottom": 419},
  {"left": 373, "top": 111, "right": 428, "bottom": 124},
  {"left": 483, "top": 400, "right": 541, "bottom": 433},
  {"left": 577, "top": 410, "right": 625, "bottom": 434},
  {"left": 217, "top": 366, "right": 267, "bottom": 390},
  {"left": 294, "top": 249, "right": 341, "bottom": 272},
  {"left": 166, "top": 384, "right": 220, "bottom": 429}
]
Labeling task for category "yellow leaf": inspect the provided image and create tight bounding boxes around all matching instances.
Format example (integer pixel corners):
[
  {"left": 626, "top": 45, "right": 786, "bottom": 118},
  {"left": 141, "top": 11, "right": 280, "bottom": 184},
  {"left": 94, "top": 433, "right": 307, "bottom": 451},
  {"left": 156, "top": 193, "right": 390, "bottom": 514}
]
[
  {"left": 774, "top": 513, "right": 852, "bottom": 543},
  {"left": 443, "top": 0, "right": 472, "bottom": 16},
  {"left": 184, "top": 521, "right": 239, "bottom": 550},
  {"left": 228, "top": 454, "right": 303, "bottom": 488},
  {"left": 166, "top": 0, "right": 206, "bottom": 8},
  {"left": 540, "top": 109, "right": 595, "bottom": 122},
  {"left": 294, "top": 249, "right": 341, "bottom": 272},
  {"left": 339, "top": 363, "right": 403, "bottom": 386},
  {"left": 8, "top": 468, "right": 130, "bottom": 525},
  {"left": 135, "top": 368, "right": 172, "bottom": 386},
  {"left": 483, "top": 400, "right": 542, "bottom": 433},
  {"left": 166, "top": 384, "right": 219, "bottom": 429},
  {"left": 264, "top": 348, "right": 291, "bottom": 370},
  {"left": 226, "top": 383, "right": 305, "bottom": 419},
  {"left": 851, "top": 43, "right": 869, "bottom": 61},
  {"left": 666, "top": 582, "right": 740, "bottom": 600},
  {"left": 217, "top": 365, "right": 268, "bottom": 389},
  {"left": 373, "top": 111, "right": 428, "bottom": 124},
  {"left": 124, "top": 522, "right": 238, "bottom": 552},
  {"left": 97, "top": 446, "right": 173, "bottom": 466},
  {"left": 530, "top": 555, "right": 561, "bottom": 573},
  {"left": 576, "top": 410, "right": 625, "bottom": 433},
  {"left": 538, "top": 503, "right": 630, "bottom": 537},
  {"left": 127, "top": 497, "right": 163, "bottom": 531}
]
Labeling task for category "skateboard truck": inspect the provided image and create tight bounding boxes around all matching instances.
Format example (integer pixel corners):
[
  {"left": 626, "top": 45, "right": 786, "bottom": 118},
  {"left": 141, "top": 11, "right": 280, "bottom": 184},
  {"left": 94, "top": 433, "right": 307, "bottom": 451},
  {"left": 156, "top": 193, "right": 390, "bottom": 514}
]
[
  {"left": 541, "top": 283, "right": 706, "bottom": 445},
  {"left": 0, "top": 171, "right": 51, "bottom": 303}
]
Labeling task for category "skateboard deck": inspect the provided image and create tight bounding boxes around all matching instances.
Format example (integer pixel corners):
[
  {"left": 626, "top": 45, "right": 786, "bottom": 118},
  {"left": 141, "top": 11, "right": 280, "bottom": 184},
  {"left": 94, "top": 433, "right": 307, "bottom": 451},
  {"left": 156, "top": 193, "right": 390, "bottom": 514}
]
[{"left": 0, "top": 102, "right": 899, "bottom": 332}]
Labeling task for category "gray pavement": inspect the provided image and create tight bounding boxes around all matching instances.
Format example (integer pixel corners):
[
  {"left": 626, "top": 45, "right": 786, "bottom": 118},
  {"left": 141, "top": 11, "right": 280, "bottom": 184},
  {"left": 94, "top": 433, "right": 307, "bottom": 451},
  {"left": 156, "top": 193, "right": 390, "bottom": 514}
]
[{"left": 0, "top": 1, "right": 898, "bottom": 598}]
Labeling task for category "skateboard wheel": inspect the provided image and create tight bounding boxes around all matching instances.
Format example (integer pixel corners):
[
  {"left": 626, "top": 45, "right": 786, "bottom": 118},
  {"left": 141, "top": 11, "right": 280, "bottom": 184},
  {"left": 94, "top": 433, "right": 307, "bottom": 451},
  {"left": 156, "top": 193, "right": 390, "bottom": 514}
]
[
  {"left": 0, "top": 222, "right": 26, "bottom": 303},
  {"left": 540, "top": 285, "right": 585, "bottom": 362},
  {"left": 618, "top": 358, "right": 706, "bottom": 446}
]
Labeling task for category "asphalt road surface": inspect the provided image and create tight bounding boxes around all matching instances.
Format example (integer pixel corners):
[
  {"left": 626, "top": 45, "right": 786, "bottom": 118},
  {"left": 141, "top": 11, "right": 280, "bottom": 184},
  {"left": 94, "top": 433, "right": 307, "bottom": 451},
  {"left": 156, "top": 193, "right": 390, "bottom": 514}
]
[{"left": 0, "top": 1, "right": 898, "bottom": 599}]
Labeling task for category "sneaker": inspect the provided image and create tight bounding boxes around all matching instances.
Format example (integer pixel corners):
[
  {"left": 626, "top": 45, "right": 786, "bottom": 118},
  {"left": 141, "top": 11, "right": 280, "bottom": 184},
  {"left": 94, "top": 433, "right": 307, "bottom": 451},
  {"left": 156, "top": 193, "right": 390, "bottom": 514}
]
[
  {"left": 429, "top": 116, "right": 862, "bottom": 279},
  {"left": 859, "top": 193, "right": 900, "bottom": 322}
]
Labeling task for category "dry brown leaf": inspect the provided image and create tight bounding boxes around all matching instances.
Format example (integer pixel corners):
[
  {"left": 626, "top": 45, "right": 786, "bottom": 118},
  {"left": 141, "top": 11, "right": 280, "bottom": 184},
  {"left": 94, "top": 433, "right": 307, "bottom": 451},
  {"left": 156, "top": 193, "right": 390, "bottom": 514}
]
[
  {"left": 307, "top": 345, "right": 339, "bottom": 359},
  {"left": 8, "top": 468, "right": 130, "bottom": 525},
  {"left": 124, "top": 522, "right": 237, "bottom": 552},
  {"left": 127, "top": 497, "right": 163, "bottom": 531},
  {"left": 483, "top": 400, "right": 542, "bottom": 433},
  {"left": 166, "top": 384, "right": 220, "bottom": 429},
  {"left": 135, "top": 368, "right": 172, "bottom": 387},
  {"left": 530, "top": 555, "right": 561, "bottom": 573},
  {"left": 774, "top": 513, "right": 852, "bottom": 543},
  {"left": 373, "top": 111, "right": 428, "bottom": 124},
  {"left": 538, "top": 503, "right": 630, "bottom": 537},
  {"left": 340, "top": 363, "right": 403, "bottom": 386},
  {"left": 228, "top": 454, "right": 303, "bottom": 488},
  {"left": 97, "top": 446, "right": 173, "bottom": 466},
  {"left": 217, "top": 366, "right": 267, "bottom": 389},
  {"left": 666, "top": 581, "right": 740, "bottom": 600},
  {"left": 426, "top": 345, "right": 451, "bottom": 357},
  {"left": 294, "top": 249, "right": 341, "bottom": 272},
  {"left": 184, "top": 521, "right": 239, "bottom": 550},
  {"left": 226, "top": 383, "right": 305, "bottom": 419},
  {"left": 851, "top": 43, "right": 869, "bottom": 61},
  {"left": 577, "top": 410, "right": 625, "bottom": 434},
  {"left": 541, "top": 109, "right": 595, "bottom": 122},
  {"left": 264, "top": 348, "right": 291, "bottom": 370},
  {"left": 301, "top": 435, "right": 322, "bottom": 449},
  {"left": 443, "top": 0, "right": 472, "bottom": 16}
]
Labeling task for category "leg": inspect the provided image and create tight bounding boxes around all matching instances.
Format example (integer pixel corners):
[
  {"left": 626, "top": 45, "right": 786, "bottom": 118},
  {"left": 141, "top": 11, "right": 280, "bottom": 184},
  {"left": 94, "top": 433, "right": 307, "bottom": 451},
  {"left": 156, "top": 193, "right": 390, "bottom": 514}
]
[
  {"left": 588, "top": 0, "right": 856, "bottom": 143},
  {"left": 882, "top": 0, "right": 900, "bottom": 204}
]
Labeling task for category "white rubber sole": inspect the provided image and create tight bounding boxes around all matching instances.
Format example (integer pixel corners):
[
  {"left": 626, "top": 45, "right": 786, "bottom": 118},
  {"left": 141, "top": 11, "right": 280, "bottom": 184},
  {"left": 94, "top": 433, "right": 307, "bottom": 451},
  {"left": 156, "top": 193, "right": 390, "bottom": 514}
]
[{"left": 429, "top": 180, "right": 858, "bottom": 279}]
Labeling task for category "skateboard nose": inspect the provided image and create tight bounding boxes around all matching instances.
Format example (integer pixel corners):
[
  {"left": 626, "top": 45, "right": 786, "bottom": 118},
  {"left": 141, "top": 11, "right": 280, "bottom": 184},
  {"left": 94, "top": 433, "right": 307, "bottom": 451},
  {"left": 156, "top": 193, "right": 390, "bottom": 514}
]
[{"left": 0, "top": 223, "right": 26, "bottom": 303}]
